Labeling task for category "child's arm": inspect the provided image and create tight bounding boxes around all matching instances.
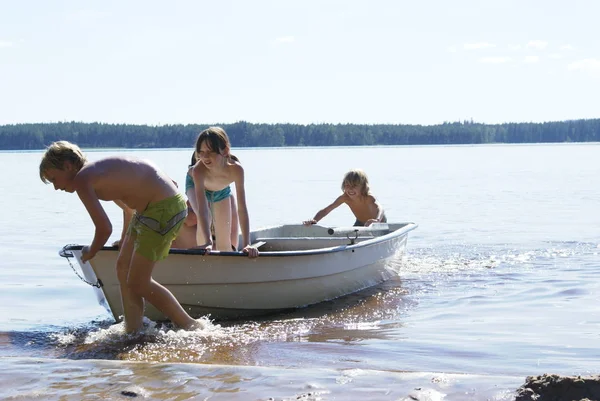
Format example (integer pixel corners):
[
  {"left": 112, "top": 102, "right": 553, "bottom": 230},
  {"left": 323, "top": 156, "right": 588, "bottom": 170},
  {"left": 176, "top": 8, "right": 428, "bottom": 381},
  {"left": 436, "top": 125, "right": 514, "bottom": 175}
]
[
  {"left": 364, "top": 196, "right": 385, "bottom": 227},
  {"left": 375, "top": 202, "right": 385, "bottom": 221},
  {"left": 191, "top": 164, "right": 213, "bottom": 250},
  {"left": 113, "top": 200, "right": 134, "bottom": 247},
  {"left": 76, "top": 184, "right": 112, "bottom": 262},
  {"left": 233, "top": 165, "right": 259, "bottom": 258},
  {"left": 303, "top": 195, "right": 345, "bottom": 225}
]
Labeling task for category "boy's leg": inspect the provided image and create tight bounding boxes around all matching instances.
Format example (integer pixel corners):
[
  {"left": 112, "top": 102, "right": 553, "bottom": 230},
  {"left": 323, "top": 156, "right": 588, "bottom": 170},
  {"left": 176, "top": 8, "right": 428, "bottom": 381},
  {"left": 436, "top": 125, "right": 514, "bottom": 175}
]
[
  {"left": 126, "top": 251, "right": 197, "bottom": 330},
  {"left": 230, "top": 196, "right": 239, "bottom": 250},
  {"left": 125, "top": 193, "right": 199, "bottom": 330},
  {"left": 212, "top": 197, "right": 233, "bottom": 251},
  {"left": 116, "top": 230, "right": 145, "bottom": 333}
]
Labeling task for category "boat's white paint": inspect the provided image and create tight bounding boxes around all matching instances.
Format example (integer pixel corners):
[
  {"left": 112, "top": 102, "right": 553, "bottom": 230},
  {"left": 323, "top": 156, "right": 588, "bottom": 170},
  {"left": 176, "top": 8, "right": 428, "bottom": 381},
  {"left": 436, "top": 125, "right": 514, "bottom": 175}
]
[{"left": 63, "top": 223, "right": 417, "bottom": 321}]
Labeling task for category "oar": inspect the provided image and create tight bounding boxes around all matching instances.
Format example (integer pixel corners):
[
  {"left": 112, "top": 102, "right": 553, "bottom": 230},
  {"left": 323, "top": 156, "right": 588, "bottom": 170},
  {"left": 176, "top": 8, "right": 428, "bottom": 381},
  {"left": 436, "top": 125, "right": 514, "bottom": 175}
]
[{"left": 328, "top": 223, "right": 389, "bottom": 236}]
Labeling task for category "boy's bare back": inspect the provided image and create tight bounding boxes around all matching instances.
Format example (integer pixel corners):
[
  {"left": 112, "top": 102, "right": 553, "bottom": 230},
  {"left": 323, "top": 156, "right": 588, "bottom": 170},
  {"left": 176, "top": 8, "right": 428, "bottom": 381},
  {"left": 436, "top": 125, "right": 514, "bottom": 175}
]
[
  {"left": 343, "top": 193, "right": 381, "bottom": 223},
  {"left": 76, "top": 156, "right": 178, "bottom": 211}
]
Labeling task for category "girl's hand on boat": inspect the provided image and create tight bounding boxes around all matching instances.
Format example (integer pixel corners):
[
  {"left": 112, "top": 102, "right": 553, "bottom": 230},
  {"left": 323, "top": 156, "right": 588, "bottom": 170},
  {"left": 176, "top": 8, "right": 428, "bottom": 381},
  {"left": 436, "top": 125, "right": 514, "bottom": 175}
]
[
  {"left": 303, "top": 219, "right": 317, "bottom": 226},
  {"left": 242, "top": 245, "right": 259, "bottom": 258},
  {"left": 194, "top": 243, "right": 212, "bottom": 255}
]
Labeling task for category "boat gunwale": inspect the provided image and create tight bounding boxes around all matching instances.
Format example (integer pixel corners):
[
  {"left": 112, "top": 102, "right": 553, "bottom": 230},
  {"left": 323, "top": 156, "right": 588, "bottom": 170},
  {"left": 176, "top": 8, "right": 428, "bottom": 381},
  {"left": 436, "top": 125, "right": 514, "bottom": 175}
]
[{"left": 62, "top": 223, "right": 418, "bottom": 257}]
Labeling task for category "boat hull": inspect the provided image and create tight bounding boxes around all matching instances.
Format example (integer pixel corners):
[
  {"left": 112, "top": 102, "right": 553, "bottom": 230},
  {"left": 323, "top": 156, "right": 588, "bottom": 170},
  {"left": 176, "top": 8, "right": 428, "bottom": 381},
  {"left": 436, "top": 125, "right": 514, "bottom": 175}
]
[{"left": 63, "top": 223, "right": 417, "bottom": 321}]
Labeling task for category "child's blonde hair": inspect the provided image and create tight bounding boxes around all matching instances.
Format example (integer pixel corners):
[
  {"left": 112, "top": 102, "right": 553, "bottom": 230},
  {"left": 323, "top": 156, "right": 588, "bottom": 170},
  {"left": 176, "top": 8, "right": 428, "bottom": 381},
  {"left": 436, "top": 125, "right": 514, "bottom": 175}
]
[
  {"left": 341, "top": 169, "right": 370, "bottom": 197},
  {"left": 39, "top": 140, "right": 87, "bottom": 183}
]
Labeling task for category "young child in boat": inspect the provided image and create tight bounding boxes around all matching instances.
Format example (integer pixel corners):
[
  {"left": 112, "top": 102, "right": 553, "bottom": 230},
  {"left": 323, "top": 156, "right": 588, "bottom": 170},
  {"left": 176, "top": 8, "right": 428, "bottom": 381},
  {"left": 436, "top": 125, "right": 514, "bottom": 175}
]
[
  {"left": 39, "top": 141, "right": 201, "bottom": 333},
  {"left": 187, "top": 127, "right": 259, "bottom": 257},
  {"left": 303, "top": 168, "right": 387, "bottom": 227}
]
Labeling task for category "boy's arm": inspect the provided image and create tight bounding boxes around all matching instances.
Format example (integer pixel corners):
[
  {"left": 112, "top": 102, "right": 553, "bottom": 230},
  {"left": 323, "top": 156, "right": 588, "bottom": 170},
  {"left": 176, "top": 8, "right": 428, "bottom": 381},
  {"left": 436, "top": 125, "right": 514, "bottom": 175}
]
[
  {"left": 374, "top": 198, "right": 385, "bottom": 221},
  {"left": 304, "top": 195, "right": 345, "bottom": 225},
  {"left": 114, "top": 200, "right": 134, "bottom": 246},
  {"left": 76, "top": 184, "right": 112, "bottom": 262}
]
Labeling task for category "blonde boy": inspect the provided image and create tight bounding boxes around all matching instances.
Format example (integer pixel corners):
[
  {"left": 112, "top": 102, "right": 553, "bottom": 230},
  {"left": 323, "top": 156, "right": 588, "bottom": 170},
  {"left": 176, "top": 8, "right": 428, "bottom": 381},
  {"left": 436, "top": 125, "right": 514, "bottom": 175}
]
[
  {"left": 303, "top": 169, "right": 387, "bottom": 227},
  {"left": 40, "top": 141, "right": 198, "bottom": 332}
]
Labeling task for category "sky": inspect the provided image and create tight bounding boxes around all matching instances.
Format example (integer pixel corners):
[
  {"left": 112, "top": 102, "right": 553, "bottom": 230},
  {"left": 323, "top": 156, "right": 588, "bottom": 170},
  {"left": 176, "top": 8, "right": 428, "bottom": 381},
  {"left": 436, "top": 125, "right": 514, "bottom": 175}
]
[{"left": 1, "top": 0, "right": 599, "bottom": 126}]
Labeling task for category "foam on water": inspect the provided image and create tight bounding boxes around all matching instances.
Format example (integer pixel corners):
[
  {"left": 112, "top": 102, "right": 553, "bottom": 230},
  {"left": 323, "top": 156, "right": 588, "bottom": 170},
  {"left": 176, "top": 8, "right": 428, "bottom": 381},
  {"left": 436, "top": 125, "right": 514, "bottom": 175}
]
[
  {"left": 50, "top": 315, "right": 222, "bottom": 346},
  {"left": 402, "top": 240, "right": 598, "bottom": 276}
]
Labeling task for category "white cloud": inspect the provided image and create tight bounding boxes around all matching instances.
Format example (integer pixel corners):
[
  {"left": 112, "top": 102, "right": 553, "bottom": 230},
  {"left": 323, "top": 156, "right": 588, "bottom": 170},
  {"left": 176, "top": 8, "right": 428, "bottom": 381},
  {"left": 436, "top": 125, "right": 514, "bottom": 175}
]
[
  {"left": 275, "top": 36, "right": 295, "bottom": 44},
  {"left": 464, "top": 42, "right": 496, "bottom": 50},
  {"left": 560, "top": 44, "right": 574, "bottom": 51},
  {"left": 447, "top": 45, "right": 457, "bottom": 53},
  {"left": 524, "top": 56, "right": 539, "bottom": 63},
  {"left": 568, "top": 58, "right": 600, "bottom": 77},
  {"left": 508, "top": 44, "right": 522, "bottom": 51},
  {"left": 548, "top": 53, "right": 563, "bottom": 59},
  {"left": 0, "top": 40, "right": 14, "bottom": 48},
  {"left": 526, "top": 40, "right": 548, "bottom": 50},
  {"left": 479, "top": 56, "right": 511, "bottom": 64}
]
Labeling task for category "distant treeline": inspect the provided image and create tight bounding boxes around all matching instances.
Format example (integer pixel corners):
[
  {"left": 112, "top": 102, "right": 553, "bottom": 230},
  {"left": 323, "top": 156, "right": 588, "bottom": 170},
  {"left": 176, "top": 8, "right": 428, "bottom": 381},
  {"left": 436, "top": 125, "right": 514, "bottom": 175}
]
[{"left": 0, "top": 119, "right": 599, "bottom": 150}]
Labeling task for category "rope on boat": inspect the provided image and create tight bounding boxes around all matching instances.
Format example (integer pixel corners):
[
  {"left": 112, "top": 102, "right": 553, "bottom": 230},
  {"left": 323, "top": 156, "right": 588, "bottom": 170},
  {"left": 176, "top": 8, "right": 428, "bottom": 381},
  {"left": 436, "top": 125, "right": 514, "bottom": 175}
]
[{"left": 59, "top": 244, "right": 103, "bottom": 288}]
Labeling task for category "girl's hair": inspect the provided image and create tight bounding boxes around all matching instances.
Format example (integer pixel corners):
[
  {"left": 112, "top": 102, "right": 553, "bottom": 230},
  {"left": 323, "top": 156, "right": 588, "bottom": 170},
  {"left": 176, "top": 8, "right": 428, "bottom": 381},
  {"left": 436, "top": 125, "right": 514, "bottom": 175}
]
[
  {"left": 39, "top": 140, "right": 87, "bottom": 183},
  {"left": 193, "top": 127, "right": 239, "bottom": 163},
  {"left": 341, "top": 169, "right": 370, "bottom": 197}
]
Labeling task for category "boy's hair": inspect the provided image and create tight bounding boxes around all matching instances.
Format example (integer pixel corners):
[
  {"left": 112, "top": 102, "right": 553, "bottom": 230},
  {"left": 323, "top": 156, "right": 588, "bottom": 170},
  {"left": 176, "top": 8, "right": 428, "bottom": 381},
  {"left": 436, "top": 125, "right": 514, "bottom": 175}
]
[
  {"left": 341, "top": 169, "right": 370, "bottom": 196},
  {"left": 194, "top": 127, "right": 239, "bottom": 162},
  {"left": 39, "top": 140, "right": 87, "bottom": 183}
]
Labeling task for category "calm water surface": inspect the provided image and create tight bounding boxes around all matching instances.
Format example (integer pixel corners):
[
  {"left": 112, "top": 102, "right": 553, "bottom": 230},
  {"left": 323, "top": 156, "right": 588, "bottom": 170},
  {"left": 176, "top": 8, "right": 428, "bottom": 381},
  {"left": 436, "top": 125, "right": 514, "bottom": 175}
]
[{"left": 0, "top": 144, "right": 598, "bottom": 400}]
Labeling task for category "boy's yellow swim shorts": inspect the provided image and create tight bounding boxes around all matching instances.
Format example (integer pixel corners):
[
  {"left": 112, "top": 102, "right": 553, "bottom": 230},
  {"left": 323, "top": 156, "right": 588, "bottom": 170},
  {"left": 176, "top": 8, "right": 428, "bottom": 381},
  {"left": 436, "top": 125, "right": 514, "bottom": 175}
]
[{"left": 128, "top": 193, "right": 187, "bottom": 261}]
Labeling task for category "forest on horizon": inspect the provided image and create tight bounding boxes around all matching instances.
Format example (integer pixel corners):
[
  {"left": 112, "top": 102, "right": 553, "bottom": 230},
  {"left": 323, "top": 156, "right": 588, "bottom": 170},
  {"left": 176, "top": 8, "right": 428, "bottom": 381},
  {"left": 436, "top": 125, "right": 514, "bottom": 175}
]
[{"left": 0, "top": 118, "right": 598, "bottom": 150}]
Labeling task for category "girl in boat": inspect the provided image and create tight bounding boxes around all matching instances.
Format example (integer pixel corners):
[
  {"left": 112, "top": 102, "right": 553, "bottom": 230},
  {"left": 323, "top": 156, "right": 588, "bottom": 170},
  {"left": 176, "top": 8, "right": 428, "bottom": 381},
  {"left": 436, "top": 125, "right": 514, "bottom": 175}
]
[
  {"left": 187, "top": 127, "right": 259, "bottom": 257},
  {"left": 303, "top": 168, "right": 387, "bottom": 227}
]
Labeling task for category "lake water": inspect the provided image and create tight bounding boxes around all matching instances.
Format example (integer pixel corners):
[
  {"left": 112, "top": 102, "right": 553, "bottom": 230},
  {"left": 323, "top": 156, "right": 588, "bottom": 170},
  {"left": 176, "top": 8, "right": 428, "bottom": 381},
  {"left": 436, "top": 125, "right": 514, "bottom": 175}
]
[{"left": 0, "top": 144, "right": 598, "bottom": 400}]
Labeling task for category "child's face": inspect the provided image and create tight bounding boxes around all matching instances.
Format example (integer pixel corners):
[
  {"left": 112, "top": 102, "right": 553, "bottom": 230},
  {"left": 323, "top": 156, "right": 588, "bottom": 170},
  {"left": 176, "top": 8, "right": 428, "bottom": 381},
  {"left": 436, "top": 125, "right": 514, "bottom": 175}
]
[
  {"left": 197, "top": 142, "right": 224, "bottom": 169},
  {"left": 44, "top": 164, "right": 76, "bottom": 193},
  {"left": 343, "top": 184, "right": 360, "bottom": 198}
]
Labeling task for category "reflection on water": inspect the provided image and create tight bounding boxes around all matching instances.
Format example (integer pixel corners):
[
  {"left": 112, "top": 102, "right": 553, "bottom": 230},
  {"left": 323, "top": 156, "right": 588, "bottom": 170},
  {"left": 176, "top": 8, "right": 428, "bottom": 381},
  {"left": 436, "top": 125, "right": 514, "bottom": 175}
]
[{"left": 0, "top": 356, "right": 523, "bottom": 401}]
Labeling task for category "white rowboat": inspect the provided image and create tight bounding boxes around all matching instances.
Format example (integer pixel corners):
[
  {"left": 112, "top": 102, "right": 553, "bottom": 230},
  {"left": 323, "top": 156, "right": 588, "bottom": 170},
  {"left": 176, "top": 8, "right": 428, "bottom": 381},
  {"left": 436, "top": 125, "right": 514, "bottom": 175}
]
[{"left": 60, "top": 222, "right": 417, "bottom": 322}]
